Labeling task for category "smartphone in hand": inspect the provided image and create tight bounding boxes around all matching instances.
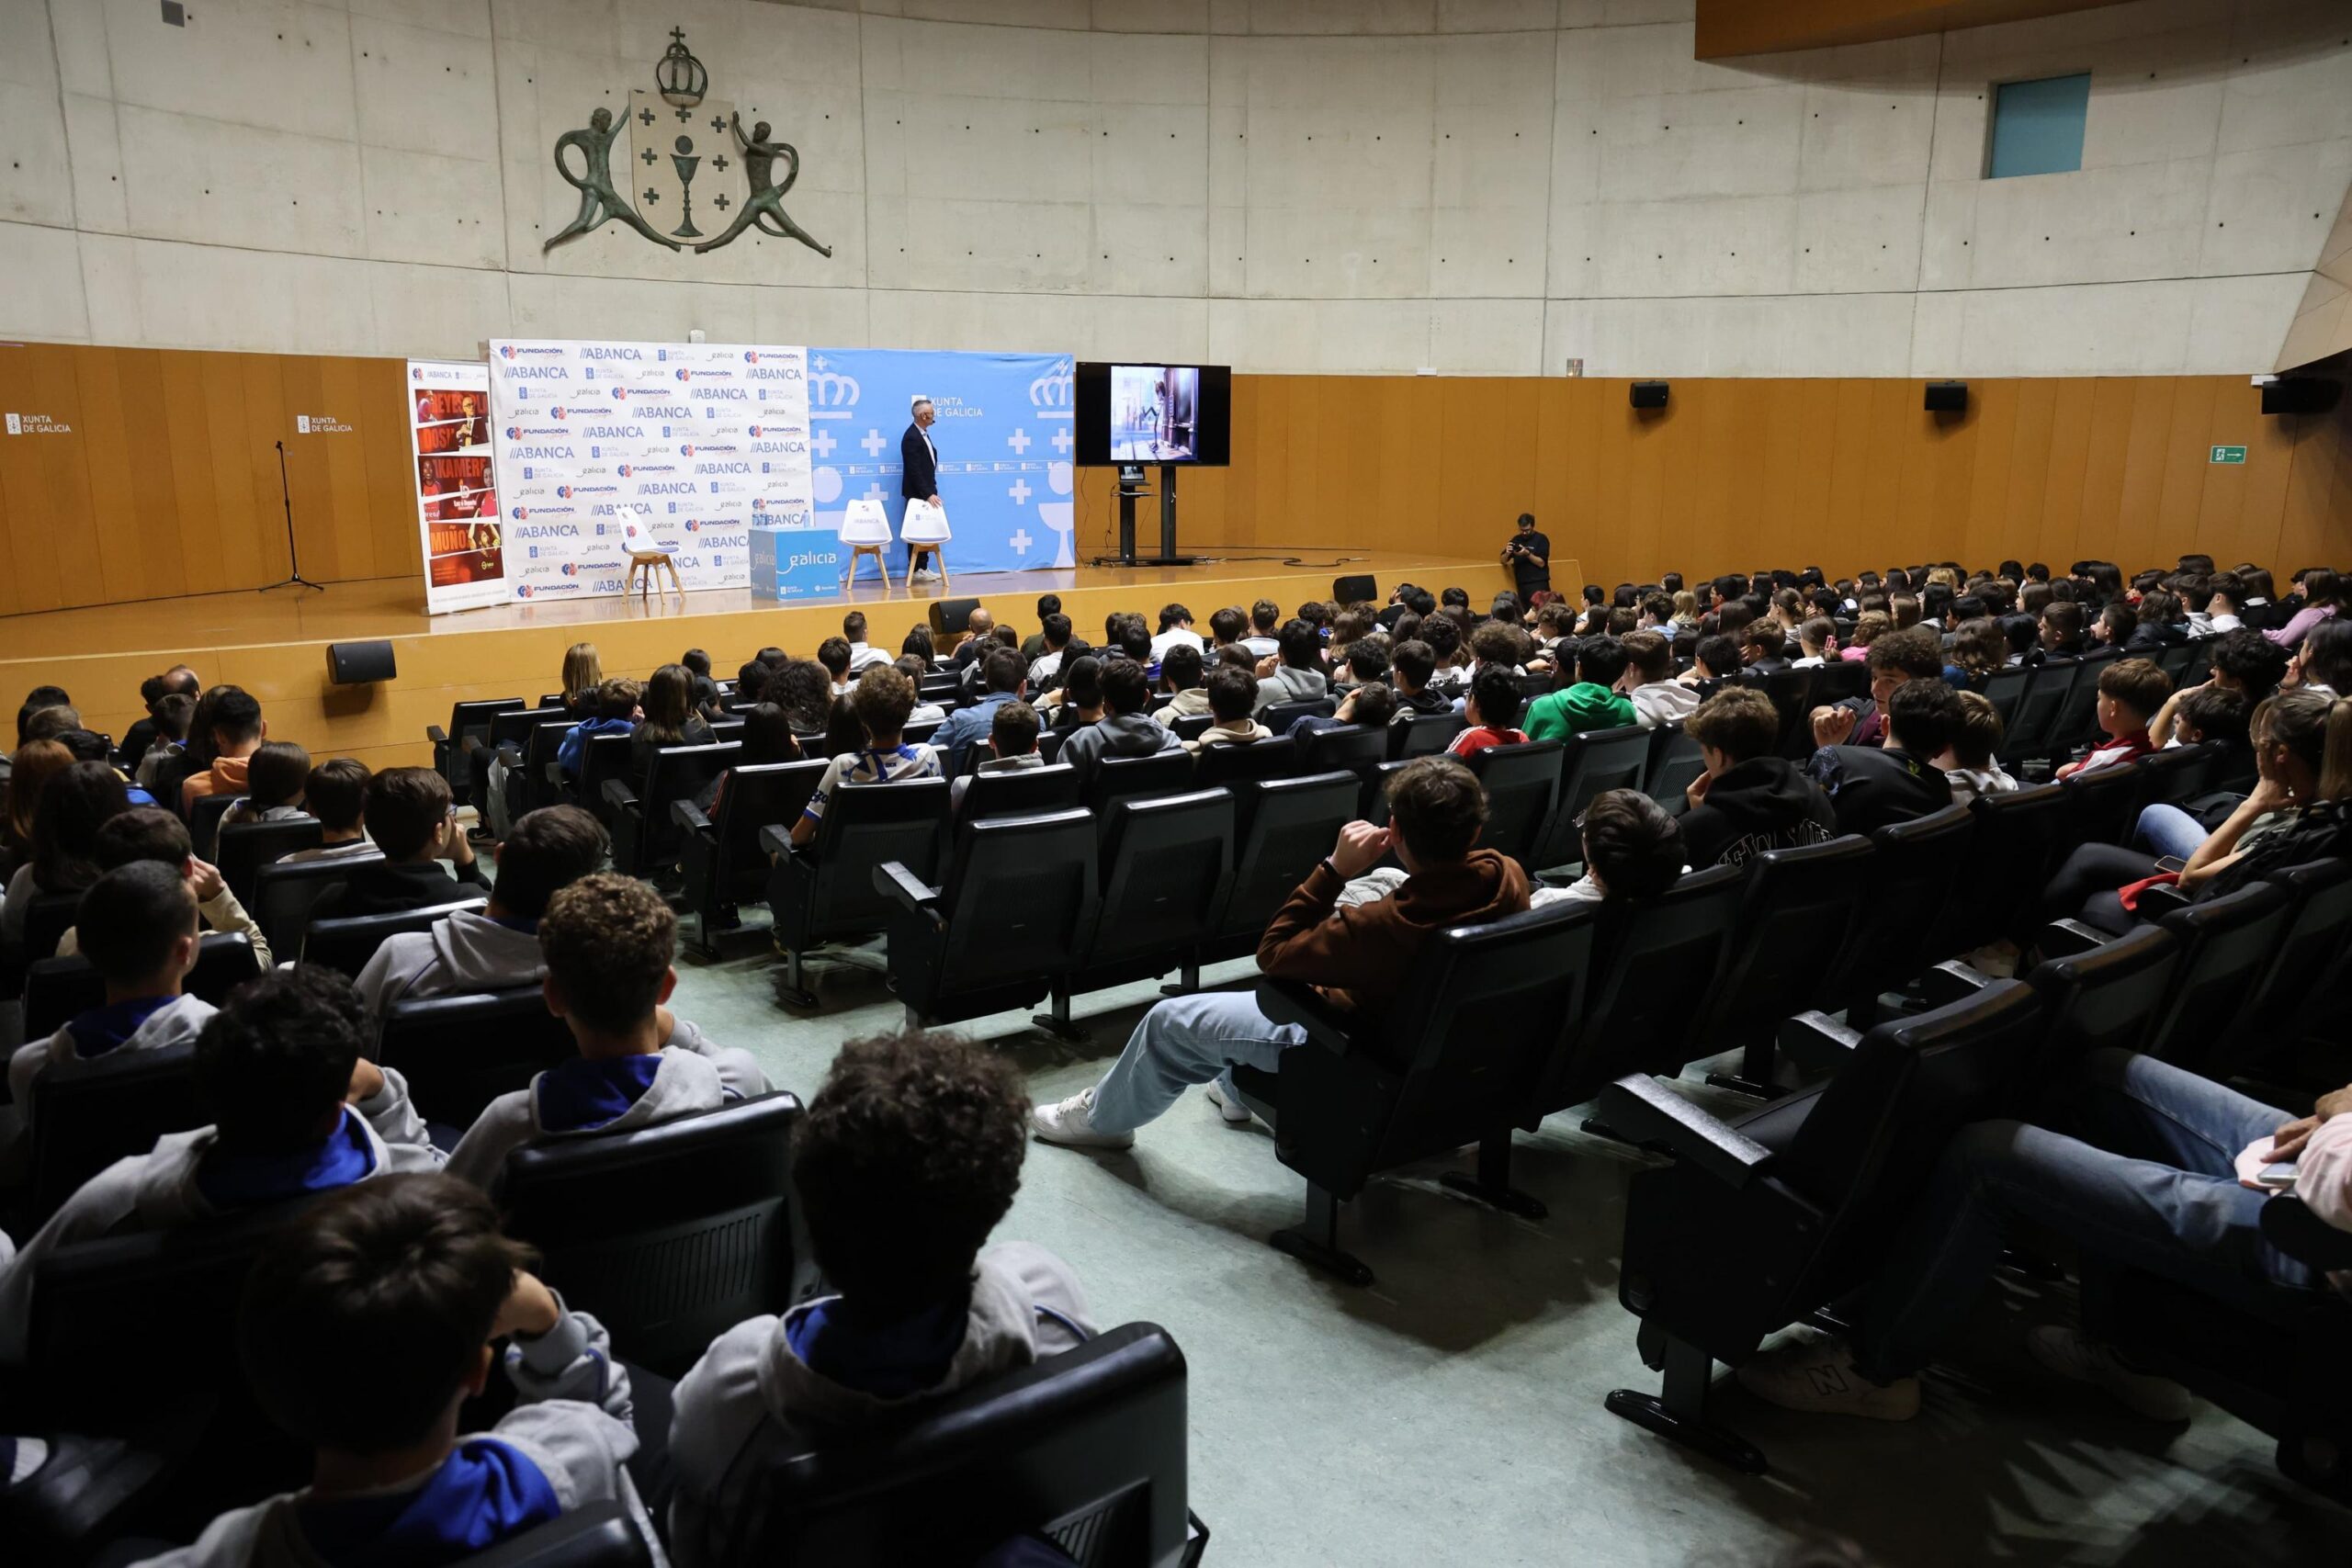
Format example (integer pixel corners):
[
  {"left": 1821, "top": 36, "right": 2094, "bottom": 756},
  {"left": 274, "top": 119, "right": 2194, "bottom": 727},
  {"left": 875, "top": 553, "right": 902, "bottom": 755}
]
[{"left": 2256, "top": 1161, "right": 2300, "bottom": 1191}]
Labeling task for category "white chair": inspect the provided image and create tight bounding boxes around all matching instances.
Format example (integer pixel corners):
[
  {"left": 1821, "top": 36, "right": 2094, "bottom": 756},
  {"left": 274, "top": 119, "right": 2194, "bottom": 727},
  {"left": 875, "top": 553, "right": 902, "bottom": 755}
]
[
  {"left": 903, "top": 498, "right": 952, "bottom": 587},
  {"left": 621, "top": 509, "right": 683, "bottom": 600},
  {"left": 839, "top": 497, "right": 894, "bottom": 589}
]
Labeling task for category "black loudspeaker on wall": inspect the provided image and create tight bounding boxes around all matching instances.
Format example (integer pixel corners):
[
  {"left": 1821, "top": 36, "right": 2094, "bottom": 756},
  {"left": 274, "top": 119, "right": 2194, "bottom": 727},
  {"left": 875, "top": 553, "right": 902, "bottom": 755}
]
[
  {"left": 1629, "top": 380, "right": 1669, "bottom": 411},
  {"left": 1332, "top": 573, "right": 1378, "bottom": 604},
  {"left": 2261, "top": 378, "right": 2342, "bottom": 416},
  {"left": 326, "top": 640, "right": 397, "bottom": 684},
  {"left": 1924, "top": 380, "right": 1969, "bottom": 412},
  {"left": 928, "top": 597, "right": 984, "bottom": 639}
]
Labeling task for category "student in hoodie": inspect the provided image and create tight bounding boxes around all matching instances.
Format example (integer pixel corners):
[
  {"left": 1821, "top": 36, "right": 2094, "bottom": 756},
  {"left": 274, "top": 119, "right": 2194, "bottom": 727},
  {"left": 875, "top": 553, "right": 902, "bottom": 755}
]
[
  {"left": 443, "top": 874, "right": 769, "bottom": 1191},
  {"left": 278, "top": 760, "right": 375, "bottom": 865},
  {"left": 1184, "top": 665, "right": 1272, "bottom": 754},
  {"left": 2, "top": 862, "right": 212, "bottom": 1168},
  {"left": 1524, "top": 635, "right": 1635, "bottom": 741},
  {"left": 218, "top": 741, "right": 312, "bottom": 829},
  {"left": 1937, "top": 691, "right": 2020, "bottom": 807},
  {"left": 180, "top": 687, "right": 267, "bottom": 816},
  {"left": 1250, "top": 619, "right": 1331, "bottom": 715},
  {"left": 668, "top": 1029, "right": 1086, "bottom": 1558},
  {"left": 353, "top": 805, "right": 609, "bottom": 1019},
  {"left": 303, "top": 768, "right": 490, "bottom": 925},
  {"left": 2054, "top": 658, "right": 2169, "bottom": 781},
  {"left": 1056, "top": 658, "right": 1182, "bottom": 784},
  {"left": 1677, "top": 687, "right": 1838, "bottom": 869},
  {"left": 1620, "top": 631, "right": 1701, "bottom": 731},
  {"left": 0, "top": 965, "right": 438, "bottom": 1365},
  {"left": 555, "top": 679, "right": 640, "bottom": 782},
  {"left": 1148, "top": 642, "right": 1210, "bottom": 727},
  {"left": 147, "top": 1173, "right": 646, "bottom": 1567},
  {"left": 1031, "top": 756, "right": 1531, "bottom": 1146},
  {"left": 52, "top": 807, "right": 273, "bottom": 967},
  {"left": 1385, "top": 639, "right": 1455, "bottom": 723},
  {"left": 1804, "top": 677, "right": 1960, "bottom": 837}
]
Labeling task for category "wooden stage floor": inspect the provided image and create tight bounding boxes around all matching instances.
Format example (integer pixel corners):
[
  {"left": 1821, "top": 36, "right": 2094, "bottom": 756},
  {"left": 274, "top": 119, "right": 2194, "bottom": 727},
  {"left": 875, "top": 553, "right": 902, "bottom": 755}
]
[{"left": 1, "top": 550, "right": 1505, "bottom": 771}]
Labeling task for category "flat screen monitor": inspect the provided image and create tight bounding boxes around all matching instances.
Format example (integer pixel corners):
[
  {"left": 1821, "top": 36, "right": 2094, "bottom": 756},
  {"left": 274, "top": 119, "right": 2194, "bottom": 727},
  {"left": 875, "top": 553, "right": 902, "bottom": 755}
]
[{"left": 1075, "top": 362, "right": 1231, "bottom": 466}]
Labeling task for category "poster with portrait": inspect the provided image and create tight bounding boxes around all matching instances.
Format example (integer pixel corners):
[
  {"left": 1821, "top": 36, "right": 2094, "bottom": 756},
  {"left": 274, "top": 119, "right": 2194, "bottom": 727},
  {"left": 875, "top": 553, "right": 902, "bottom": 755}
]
[{"left": 408, "top": 360, "right": 507, "bottom": 613}]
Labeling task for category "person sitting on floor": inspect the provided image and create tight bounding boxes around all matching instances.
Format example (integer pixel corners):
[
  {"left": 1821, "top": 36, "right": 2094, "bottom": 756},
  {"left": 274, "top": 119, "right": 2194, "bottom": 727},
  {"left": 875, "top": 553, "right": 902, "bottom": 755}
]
[
  {"left": 1804, "top": 678, "right": 1961, "bottom": 836},
  {"left": 951, "top": 701, "right": 1046, "bottom": 817},
  {"left": 2054, "top": 658, "right": 2170, "bottom": 780},
  {"left": 0, "top": 965, "right": 438, "bottom": 1364},
  {"left": 1677, "top": 687, "right": 1838, "bottom": 869},
  {"left": 218, "top": 741, "right": 312, "bottom": 829},
  {"left": 1, "top": 862, "right": 213, "bottom": 1168},
  {"left": 444, "top": 874, "right": 768, "bottom": 1191},
  {"left": 788, "top": 667, "right": 941, "bottom": 850},
  {"left": 668, "top": 1029, "right": 1090, "bottom": 1559},
  {"left": 1188, "top": 666, "right": 1272, "bottom": 754},
  {"left": 1525, "top": 635, "right": 1634, "bottom": 740},
  {"left": 1057, "top": 658, "right": 1182, "bottom": 783},
  {"left": 1447, "top": 665, "right": 1530, "bottom": 757},
  {"left": 304, "top": 768, "right": 491, "bottom": 924},
  {"left": 1030, "top": 756, "right": 1530, "bottom": 1146},
  {"left": 149, "top": 1173, "right": 648, "bottom": 1565},
  {"left": 353, "top": 805, "right": 609, "bottom": 1018},
  {"left": 278, "top": 759, "right": 375, "bottom": 864}
]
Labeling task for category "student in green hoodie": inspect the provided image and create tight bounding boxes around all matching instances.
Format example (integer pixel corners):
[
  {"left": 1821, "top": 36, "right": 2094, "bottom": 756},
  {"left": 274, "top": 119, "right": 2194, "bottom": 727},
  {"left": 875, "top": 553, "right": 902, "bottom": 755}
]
[{"left": 1524, "top": 635, "right": 1636, "bottom": 741}]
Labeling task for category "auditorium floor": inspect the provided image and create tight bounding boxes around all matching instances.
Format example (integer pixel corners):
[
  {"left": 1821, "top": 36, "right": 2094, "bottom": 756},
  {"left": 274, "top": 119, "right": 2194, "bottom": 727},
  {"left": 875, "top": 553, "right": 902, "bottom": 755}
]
[{"left": 671, "top": 927, "right": 2352, "bottom": 1567}]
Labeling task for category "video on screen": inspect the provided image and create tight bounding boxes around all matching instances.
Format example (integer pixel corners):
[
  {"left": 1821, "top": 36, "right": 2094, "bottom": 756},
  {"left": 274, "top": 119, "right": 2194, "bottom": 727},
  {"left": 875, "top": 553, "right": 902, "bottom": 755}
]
[{"left": 1110, "top": 365, "right": 1202, "bottom": 463}]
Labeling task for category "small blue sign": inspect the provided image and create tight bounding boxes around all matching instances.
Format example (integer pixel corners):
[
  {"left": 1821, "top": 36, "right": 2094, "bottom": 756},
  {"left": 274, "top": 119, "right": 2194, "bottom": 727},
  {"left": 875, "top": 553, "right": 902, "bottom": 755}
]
[{"left": 750, "top": 526, "right": 843, "bottom": 603}]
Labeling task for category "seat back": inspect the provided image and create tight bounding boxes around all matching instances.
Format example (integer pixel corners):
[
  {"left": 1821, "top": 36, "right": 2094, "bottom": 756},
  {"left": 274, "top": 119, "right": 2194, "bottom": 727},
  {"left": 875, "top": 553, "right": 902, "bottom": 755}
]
[
  {"left": 2127, "top": 742, "right": 2212, "bottom": 818},
  {"left": 696, "top": 760, "right": 829, "bottom": 902},
  {"left": 1759, "top": 668, "right": 1816, "bottom": 759},
  {"left": 441, "top": 698, "right": 527, "bottom": 793},
  {"left": 1541, "top": 863, "right": 1745, "bottom": 1111},
  {"left": 518, "top": 719, "right": 576, "bottom": 814},
  {"left": 2156, "top": 638, "right": 2203, "bottom": 684},
  {"left": 27, "top": 1041, "right": 204, "bottom": 1229},
  {"left": 2022, "top": 923, "right": 2181, "bottom": 1072},
  {"left": 1643, "top": 723, "right": 1705, "bottom": 814},
  {"left": 252, "top": 852, "right": 388, "bottom": 959},
  {"left": 464, "top": 1503, "right": 653, "bottom": 1568},
  {"left": 1215, "top": 773, "right": 1361, "bottom": 942},
  {"left": 713, "top": 1323, "right": 1190, "bottom": 1568},
  {"left": 900, "top": 810, "right": 1101, "bottom": 1024},
  {"left": 502, "top": 1091, "right": 808, "bottom": 1378},
  {"left": 2046, "top": 648, "right": 2120, "bottom": 757},
  {"left": 1978, "top": 663, "right": 2034, "bottom": 731},
  {"left": 2143, "top": 882, "right": 2297, "bottom": 1073},
  {"left": 1261, "top": 696, "right": 1334, "bottom": 732},
  {"left": 13, "top": 890, "right": 85, "bottom": 976},
  {"left": 1533, "top": 726, "right": 1653, "bottom": 866},
  {"left": 1193, "top": 735, "right": 1297, "bottom": 786},
  {"left": 301, "top": 899, "right": 484, "bottom": 977},
  {"left": 1084, "top": 750, "right": 1196, "bottom": 824},
  {"left": 24, "top": 931, "right": 261, "bottom": 1042},
  {"left": 621, "top": 741, "right": 741, "bottom": 871},
  {"left": 1688, "top": 834, "right": 1875, "bottom": 1050},
  {"left": 2002, "top": 658, "right": 2077, "bottom": 761},
  {"left": 378, "top": 987, "right": 577, "bottom": 1127},
  {"left": 798, "top": 778, "right": 953, "bottom": 935},
  {"left": 578, "top": 733, "right": 636, "bottom": 823},
  {"left": 1952, "top": 782, "right": 2069, "bottom": 948},
  {"left": 2060, "top": 757, "right": 2146, "bottom": 847},
  {"left": 188, "top": 792, "right": 238, "bottom": 861},
  {"left": 1808, "top": 660, "right": 1871, "bottom": 705},
  {"left": 1464, "top": 739, "right": 1563, "bottom": 869},
  {"left": 1393, "top": 712, "right": 1465, "bottom": 760},
  {"left": 957, "top": 762, "right": 1083, "bottom": 828},
  {"left": 1828, "top": 805, "right": 1977, "bottom": 1008},
  {"left": 2232, "top": 859, "right": 2352, "bottom": 1066},
  {"left": 1294, "top": 723, "right": 1387, "bottom": 781},
  {"left": 1083, "top": 790, "right": 1236, "bottom": 976},
  {"left": 1168, "top": 713, "right": 1214, "bottom": 742},
  {"left": 490, "top": 705, "right": 570, "bottom": 751},
  {"left": 215, "top": 818, "right": 325, "bottom": 906}
]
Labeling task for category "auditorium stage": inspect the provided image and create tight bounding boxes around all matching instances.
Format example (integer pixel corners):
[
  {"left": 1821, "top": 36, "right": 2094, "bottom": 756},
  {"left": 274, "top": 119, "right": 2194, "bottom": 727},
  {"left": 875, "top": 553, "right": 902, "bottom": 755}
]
[{"left": 0, "top": 549, "right": 1513, "bottom": 772}]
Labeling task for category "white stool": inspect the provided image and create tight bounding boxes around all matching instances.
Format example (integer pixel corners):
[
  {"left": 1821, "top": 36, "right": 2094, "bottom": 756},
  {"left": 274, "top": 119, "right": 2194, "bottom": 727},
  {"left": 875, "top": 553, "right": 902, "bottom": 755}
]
[
  {"left": 839, "top": 497, "right": 894, "bottom": 589},
  {"left": 903, "top": 499, "right": 952, "bottom": 587}
]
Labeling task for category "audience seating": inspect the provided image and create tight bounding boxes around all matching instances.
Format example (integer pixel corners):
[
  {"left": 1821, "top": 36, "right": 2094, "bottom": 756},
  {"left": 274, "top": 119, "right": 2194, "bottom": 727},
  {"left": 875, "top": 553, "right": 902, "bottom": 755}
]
[
  {"left": 22, "top": 932, "right": 261, "bottom": 1043},
  {"left": 1999, "top": 658, "right": 2077, "bottom": 763},
  {"left": 1820, "top": 806, "right": 1975, "bottom": 1025},
  {"left": 213, "top": 817, "right": 324, "bottom": 907},
  {"left": 1169, "top": 713, "right": 1215, "bottom": 742},
  {"left": 570, "top": 733, "right": 637, "bottom": 828},
  {"left": 429, "top": 697, "right": 526, "bottom": 804},
  {"left": 1261, "top": 697, "right": 1335, "bottom": 732},
  {"left": 763, "top": 779, "right": 951, "bottom": 1009},
  {"left": 880, "top": 808, "right": 1101, "bottom": 1028},
  {"left": 1462, "top": 739, "right": 1562, "bottom": 870},
  {"left": 0, "top": 891, "right": 84, "bottom": 1003},
  {"left": 1038, "top": 730, "right": 1068, "bottom": 764},
  {"left": 500, "top": 1090, "right": 812, "bottom": 1381},
  {"left": 251, "top": 852, "right": 386, "bottom": 961},
  {"left": 22, "top": 1041, "right": 202, "bottom": 1234},
  {"left": 1040, "top": 790, "right": 1235, "bottom": 1034},
  {"left": 1979, "top": 663, "right": 2033, "bottom": 731},
  {"left": 1948, "top": 782, "right": 2069, "bottom": 950},
  {"left": 1391, "top": 712, "right": 1465, "bottom": 760},
  {"left": 463, "top": 1503, "right": 655, "bottom": 1568},
  {"left": 1235, "top": 901, "right": 1599, "bottom": 1285},
  {"left": 1642, "top": 724, "right": 1705, "bottom": 816},
  {"left": 186, "top": 793, "right": 239, "bottom": 862},
  {"left": 2135, "top": 880, "right": 2301, "bottom": 1074},
  {"left": 2226, "top": 858, "right": 2352, "bottom": 1075},
  {"left": 1292, "top": 721, "right": 1387, "bottom": 784},
  {"left": 954, "top": 761, "right": 1083, "bottom": 829},
  {"left": 1532, "top": 725, "right": 1654, "bottom": 869},
  {"left": 506, "top": 718, "right": 576, "bottom": 820},
  {"left": 698, "top": 1321, "right": 1197, "bottom": 1568},
  {"left": 1598, "top": 979, "right": 2046, "bottom": 1472},
  {"left": 1193, "top": 735, "right": 1298, "bottom": 789},
  {"left": 1198, "top": 773, "right": 1361, "bottom": 966},
  {"left": 300, "top": 899, "right": 485, "bottom": 978},
  {"left": 2043, "top": 647, "right": 2121, "bottom": 760},
  {"left": 1910, "top": 923, "right": 2181, "bottom": 1100},
  {"left": 605, "top": 739, "right": 740, "bottom": 876},
  {"left": 1695, "top": 836, "right": 1875, "bottom": 1095},
  {"left": 1083, "top": 751, "right": 1197, "bottom": 831},
  {"left": 377, "top": 986, "right": 576, "bottom": 1127},
  {"left": 674, "top": 759, "right": 827, "bottom": 957},
  {"left": 2058, "top": 761, "right": 2144, "bottom": 850}
]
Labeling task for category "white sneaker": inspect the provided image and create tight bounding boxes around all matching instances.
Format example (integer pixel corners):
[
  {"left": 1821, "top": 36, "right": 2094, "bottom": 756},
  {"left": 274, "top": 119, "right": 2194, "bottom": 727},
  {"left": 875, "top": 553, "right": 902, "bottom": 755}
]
[
  {"left": 910, "top": 567, "right": 939, "bottom": 581},
  {"left": 2026, "top": 1325, "right": 2193, "bottom": 1420},
  {"left": 1736, "top": 1338, "right": 1921, "bottom": 1421},
  {"left": 1204, "top": 1078, "right": 1254, "bottom": 1124},
  {"left": 1029, "top": 1088, "right": 1134, "bottom": 1150}
]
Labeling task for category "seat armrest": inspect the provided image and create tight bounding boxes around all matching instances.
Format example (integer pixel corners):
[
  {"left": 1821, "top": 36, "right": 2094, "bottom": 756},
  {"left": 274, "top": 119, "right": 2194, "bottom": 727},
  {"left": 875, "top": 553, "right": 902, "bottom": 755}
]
[
  {"left": 1596, "top": 1075, "right": 1774, "bottom": 1190},
  {"left": 2037, "top": 918, "right": 2112, "bottom": 958},
  {"left": 873, "top": 860, "right": 944, "bottom": 919},
  {"left": 1252, "top": 977, "right": 1355, "bottom": 1053},
  {"left": 600, "top": 777, "right": 639, "bottom": 812},
  {"left": 426, "top": 725, "right": 449, "bottom": 745},
  {"left": 758, "top": 823, "right": 796, "bottom": 859},
  {"left": 2260, "top": 1195, "right": 2352, "bottom": 1271},
  {"left": 2134, "top": 885, "right": 2192, "bottom": 917},
  {"left": 1777, "top": 1010, "right": 1863, "bottom": 1075},
  {"left": 1923, "top": 959, "right": 1996, "bottom": 1008},
  {"left": 545, "top": 761, "right": 567, "bottom": 788},
  {"left": 670, "top": 798, "right": 713, "bottom": 834}
]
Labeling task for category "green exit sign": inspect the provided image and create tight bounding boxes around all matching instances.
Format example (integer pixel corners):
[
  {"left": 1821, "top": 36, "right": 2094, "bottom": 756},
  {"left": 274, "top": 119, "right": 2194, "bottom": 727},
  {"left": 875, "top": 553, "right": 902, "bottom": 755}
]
[{"left": 2210, "top": 445, "right": 2247, "bottom": 465}]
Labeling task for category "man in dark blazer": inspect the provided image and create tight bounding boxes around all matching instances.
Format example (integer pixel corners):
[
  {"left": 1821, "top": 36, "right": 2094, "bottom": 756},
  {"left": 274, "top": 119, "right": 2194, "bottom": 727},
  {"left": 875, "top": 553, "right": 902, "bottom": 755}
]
[{"left": 901, "top": 395, "right": 943, "bottom": 581}]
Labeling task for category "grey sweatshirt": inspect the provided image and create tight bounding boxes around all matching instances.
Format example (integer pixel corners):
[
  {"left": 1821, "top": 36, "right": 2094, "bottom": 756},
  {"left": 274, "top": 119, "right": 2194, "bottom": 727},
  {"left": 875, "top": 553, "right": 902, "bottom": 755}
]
[
  {"left": 0, "top": 1068, "right": 440, "bottom": 1365},
  {"left": 354, "top": 908, "right": 547, "bottom": 1018},
  {"left": 134, "top": 1295, "right": 650, "bottom": 1568},
  {"left": 664, "top": 1241, "right": 1091, "bottom": 1563},
  {"left": 4, "top": 993, "right": 217, "bottom": 1163},
  {"left": 443, "top": 1020, "right": 772, "bottom": 1192},
  {"left": 1630, "top": 680, "right": 1702, "bottom": 730},
  {"left": 1250, "top": 663, "right": 1329, "bottom": 714}
]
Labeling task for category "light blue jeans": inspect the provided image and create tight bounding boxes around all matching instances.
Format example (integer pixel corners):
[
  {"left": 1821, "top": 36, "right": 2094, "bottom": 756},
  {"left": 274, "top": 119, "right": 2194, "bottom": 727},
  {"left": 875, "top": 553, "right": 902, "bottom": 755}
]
[
  {"left": 1087, "top": 992, "right": 1308, "bottom": 1135},
  {"left": 1855, "top": 1049, "right": 2319, "bottom": 1380},
  {"left": 2132, "top": 803, "right": 2207, "bottom": 862}
]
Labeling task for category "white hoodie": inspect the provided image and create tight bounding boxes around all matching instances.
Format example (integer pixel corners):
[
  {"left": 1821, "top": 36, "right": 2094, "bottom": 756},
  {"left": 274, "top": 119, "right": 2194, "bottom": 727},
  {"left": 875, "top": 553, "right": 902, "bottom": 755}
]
[
  {"left": 1630, "top": 679, "right": 1702, "bottom": 730},
  {"left": 442, "top": 1019, "right": 771, "bottom": 1191},
  {"left": 664, "top": 1241, "right": 1091, "bottom": 1563},
  {"left": 354, "top": 907, "right": 547, "bottom": 1019}
]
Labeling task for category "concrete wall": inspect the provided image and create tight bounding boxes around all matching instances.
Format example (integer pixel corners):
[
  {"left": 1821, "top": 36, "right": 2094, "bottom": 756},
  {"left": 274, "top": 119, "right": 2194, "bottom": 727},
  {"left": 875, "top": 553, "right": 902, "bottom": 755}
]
[{"left": 2, "top": 0, "right": 2347, "bottom": 376}]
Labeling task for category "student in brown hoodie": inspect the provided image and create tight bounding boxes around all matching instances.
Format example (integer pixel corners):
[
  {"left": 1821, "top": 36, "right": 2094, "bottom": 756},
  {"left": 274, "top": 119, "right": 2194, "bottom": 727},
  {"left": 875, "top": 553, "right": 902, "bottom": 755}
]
[{"left": 1031, "top": 755, "right": 1531, "bottom": 1147}]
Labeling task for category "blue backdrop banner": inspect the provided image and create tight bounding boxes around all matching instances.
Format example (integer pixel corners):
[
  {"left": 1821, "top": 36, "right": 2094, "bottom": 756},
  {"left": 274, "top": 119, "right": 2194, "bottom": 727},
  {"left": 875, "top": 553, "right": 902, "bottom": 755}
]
[{"left": 807, "top": 347, "right": 1077, "bottom": 574}]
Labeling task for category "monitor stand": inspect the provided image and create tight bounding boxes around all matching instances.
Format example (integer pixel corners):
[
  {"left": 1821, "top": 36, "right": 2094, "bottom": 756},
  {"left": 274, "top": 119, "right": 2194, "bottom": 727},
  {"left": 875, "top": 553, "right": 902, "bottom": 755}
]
[{"left": 1095, "top": 462, "right": 1203, "bottom": 568}]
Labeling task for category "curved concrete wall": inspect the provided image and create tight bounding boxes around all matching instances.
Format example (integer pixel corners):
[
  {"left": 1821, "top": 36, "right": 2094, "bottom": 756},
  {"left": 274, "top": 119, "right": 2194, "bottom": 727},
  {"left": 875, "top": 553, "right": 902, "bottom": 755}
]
[{"left": 3, "top": 0, "right": 2347, "bottom": 375}]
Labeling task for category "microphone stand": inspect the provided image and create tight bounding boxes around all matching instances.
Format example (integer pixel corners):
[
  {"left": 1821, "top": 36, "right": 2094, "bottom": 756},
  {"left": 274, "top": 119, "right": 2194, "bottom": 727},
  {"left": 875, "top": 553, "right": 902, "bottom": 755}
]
[{"left": 261, "top": 439, "right": 324, "bottom": 593}]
